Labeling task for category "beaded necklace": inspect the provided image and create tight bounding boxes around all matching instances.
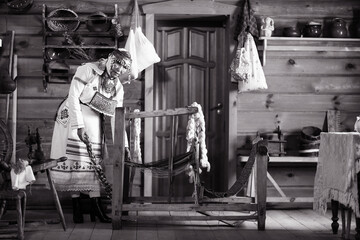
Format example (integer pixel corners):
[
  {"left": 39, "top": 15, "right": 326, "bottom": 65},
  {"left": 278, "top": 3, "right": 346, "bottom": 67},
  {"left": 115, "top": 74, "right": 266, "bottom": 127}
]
[{"left": 100, "top": 72, "right": 117, "bottom": 98}]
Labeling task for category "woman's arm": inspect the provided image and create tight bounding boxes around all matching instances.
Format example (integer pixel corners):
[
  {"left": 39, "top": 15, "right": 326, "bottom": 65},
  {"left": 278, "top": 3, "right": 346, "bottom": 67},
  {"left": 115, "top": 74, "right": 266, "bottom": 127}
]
[{"left": 68, "top": 65, "right": 92, "bottom": 130}]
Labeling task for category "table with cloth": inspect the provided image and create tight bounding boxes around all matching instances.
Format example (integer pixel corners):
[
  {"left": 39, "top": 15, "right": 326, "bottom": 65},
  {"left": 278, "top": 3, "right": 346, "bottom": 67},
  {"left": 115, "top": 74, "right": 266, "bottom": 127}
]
[{"left": 313, "top": 132, "right": 360, "bottom": 239}]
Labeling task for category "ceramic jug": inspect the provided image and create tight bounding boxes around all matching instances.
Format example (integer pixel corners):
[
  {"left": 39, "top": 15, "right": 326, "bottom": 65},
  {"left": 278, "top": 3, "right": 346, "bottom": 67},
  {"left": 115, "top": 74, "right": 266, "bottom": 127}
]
[
  {"left": 331, "top": 18, "right": 348, "bottom": 38},
  {"left": 303, "top": 22, "right": 322, "bottom": 37},
  {"left": 283, "top": 27, "right": 301, "bottom": 37}
]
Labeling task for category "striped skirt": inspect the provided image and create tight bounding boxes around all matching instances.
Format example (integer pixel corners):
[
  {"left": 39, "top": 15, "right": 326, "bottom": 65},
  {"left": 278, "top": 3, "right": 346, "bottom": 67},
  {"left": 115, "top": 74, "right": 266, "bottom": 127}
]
[{"left": 50, "top": 101, "right": 103, "bottom": 192}]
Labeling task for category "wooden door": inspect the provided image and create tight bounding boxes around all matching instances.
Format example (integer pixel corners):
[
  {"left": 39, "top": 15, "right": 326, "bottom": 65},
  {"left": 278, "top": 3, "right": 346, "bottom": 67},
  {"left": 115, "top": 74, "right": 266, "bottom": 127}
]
[{"left": 153, "top": 18, "right": 227, "bottom": 196}]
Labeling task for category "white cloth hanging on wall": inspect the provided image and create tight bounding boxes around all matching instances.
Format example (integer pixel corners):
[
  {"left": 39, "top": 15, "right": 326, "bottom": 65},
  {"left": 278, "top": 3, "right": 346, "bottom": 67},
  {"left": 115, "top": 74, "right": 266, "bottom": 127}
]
[
  {"left": 125, "top": 0, "right": 160, "bottom": 79},
  {"left": 125, "top": 29, "right": 139, "bottom": 79},
  {"left": 134, "top": 26, "right": 160, "bottom": 72},
  {"left": 231, "top": 33, "right": 268, "bottom": 92}
]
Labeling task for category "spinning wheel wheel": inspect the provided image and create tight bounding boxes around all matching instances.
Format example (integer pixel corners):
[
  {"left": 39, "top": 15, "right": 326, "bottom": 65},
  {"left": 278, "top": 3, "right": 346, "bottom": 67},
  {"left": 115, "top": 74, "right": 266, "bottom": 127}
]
[
  {"left": 0, "top": 119, "right": 12, "bottom": 171},
  {"left": 0, "top": 119, "right": 13, "bottom": 218}
]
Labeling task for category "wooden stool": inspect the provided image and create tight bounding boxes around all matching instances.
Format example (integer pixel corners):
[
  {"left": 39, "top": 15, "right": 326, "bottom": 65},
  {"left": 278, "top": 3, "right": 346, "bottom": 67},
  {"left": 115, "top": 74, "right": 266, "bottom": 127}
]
[
  {"left": 31, "top": 158, "right": 67, "bottom": 230},
  {"left": 0, "top": 190, "right": 26, "bottom": 240}
]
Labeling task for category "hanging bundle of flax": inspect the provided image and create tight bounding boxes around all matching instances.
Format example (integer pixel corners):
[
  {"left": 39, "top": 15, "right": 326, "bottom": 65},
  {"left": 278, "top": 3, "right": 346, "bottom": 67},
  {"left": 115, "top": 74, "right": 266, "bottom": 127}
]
[{"left": 82, "top": 133, "right": 112, "bottom": 198}]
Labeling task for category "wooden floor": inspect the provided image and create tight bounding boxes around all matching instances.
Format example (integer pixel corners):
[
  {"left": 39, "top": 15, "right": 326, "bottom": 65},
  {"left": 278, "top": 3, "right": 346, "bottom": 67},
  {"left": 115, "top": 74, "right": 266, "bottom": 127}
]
[{"left": 0, "top": 208, "right": 357, "bottom": 240}]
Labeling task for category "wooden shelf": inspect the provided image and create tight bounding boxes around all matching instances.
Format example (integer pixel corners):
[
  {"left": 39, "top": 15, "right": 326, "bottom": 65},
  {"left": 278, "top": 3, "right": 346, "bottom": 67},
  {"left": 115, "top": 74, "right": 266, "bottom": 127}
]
[
  {"left": 238, "top": 156, "right": 318, "bottom": 163},
  {"left": 42, "top": 3, "right": 121, "bottom": 91},
  {"left": 44, "top": 16, "right": 118, "bottom": 21},
  {"left": 45, "top": 31, "right": 119, "bottom": 37},
  {"left": 259, "top": 37, "right": 360, "bottom": 66},
  {"left": 259, "top": 37, "right": 360, "bottom": 42},
  {"left": 44, "top": 45, "right": 117, "bottom": 49}
]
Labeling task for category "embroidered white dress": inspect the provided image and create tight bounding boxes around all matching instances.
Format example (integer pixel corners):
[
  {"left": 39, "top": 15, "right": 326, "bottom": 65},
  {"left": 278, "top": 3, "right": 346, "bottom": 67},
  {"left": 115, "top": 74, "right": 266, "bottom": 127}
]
[{"left": 50, "top": 60, "right": 124, "bottom": 192}]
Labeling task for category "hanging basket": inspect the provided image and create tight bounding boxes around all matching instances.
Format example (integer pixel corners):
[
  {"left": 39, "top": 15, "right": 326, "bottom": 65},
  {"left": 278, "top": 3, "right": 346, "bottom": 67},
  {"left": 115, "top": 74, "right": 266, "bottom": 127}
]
[{"left": 47, "top": 8, "right": 80, "bottom": 32}]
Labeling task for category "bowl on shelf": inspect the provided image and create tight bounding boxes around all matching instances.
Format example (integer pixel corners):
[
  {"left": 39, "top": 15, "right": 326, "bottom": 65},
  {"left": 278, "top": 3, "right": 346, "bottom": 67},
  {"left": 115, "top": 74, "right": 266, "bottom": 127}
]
[
  {"left": 46, "top": 48, "right": 70, "bottom": 60},
  {"left": 283, "top": 27, "right": 301, "bottom": 37},
  {"left": 301, "top": 126, "right": 321, "bottom": 142}
]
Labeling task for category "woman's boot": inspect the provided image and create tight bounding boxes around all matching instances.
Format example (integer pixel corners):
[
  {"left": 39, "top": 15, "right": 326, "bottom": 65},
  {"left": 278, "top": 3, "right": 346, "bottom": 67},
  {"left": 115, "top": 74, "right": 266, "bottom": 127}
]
[
  {"left": 72, "top": 197, "right": 84, "bottom": 223},
  {"left": 90, "top": 197, "right": 111, "bottom": 223}
]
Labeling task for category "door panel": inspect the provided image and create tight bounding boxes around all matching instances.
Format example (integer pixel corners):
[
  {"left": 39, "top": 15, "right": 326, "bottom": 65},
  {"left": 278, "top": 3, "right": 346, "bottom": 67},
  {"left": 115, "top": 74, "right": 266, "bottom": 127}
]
[{"left": 154, "top": 20, "right": 226, "bottom": 196}]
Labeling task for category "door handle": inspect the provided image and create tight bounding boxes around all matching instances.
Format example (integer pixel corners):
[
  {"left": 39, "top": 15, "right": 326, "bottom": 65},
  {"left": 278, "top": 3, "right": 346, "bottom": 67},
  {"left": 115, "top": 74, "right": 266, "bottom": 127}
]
[{"left": 210, "top": 103, "right": 223, "bottom": 114}]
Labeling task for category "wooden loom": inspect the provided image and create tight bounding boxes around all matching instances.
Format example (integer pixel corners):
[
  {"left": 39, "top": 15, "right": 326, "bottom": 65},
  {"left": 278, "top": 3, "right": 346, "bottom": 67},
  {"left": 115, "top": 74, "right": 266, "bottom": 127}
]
[{"left": 111, "top": 107, "right": 269, "bottom": 230}]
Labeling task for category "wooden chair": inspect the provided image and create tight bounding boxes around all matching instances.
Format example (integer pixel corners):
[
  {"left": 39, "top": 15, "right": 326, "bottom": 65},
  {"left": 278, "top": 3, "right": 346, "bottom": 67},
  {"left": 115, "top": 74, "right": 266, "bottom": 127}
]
[
  {"left": 0, "top": 186, "right": 26, "bottom": 240},
  {"left": 111, "top": 107, "right": 270, "bottom": 230},
  {"left": 0, "top": 158, "right": 67, "bottom": 239},
  {"left": 0, "top": 118, "right": 26, "bottom": 240},
  {"left": 0, "top": 121, "right": 67, "bottom": 239},
  {"left": 30, "top": 157, "right": 67, "bottom": 231}
]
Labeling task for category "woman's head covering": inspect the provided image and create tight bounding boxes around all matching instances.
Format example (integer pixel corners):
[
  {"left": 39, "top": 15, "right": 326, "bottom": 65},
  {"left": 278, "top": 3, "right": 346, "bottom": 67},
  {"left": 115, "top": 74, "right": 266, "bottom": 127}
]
[{"left": 110, "top": 48, "right": 132, "bottom": 73}]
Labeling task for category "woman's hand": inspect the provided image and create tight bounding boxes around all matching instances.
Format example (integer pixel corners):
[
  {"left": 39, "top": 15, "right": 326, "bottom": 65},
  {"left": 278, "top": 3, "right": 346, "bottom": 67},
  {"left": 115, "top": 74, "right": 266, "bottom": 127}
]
[
  {"left": 77, "top": 128, "right": 87, "bottom": 142},
  {"left": 125, "top": 147, "right": 131, "bottom": 161}
]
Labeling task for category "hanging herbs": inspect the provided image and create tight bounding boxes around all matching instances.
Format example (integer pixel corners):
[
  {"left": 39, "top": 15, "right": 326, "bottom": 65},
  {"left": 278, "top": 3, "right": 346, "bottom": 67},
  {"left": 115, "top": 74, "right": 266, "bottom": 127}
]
[{"left": 63, "top": 33, "right": 92, "bottom": 60}]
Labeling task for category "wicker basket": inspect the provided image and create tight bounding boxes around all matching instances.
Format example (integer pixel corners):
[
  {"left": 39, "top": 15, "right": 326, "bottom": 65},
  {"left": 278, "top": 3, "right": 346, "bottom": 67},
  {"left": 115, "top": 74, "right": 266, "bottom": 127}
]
[{"left": 47, "top": 8, "right": 80, "bottom": 32}]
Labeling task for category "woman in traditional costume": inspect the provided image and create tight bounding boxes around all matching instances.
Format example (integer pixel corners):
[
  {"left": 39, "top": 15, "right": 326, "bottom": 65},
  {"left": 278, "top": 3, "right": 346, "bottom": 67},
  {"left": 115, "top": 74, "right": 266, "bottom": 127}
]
[{"left": 50, "top": 49, "right": 132, "bottom": 223}]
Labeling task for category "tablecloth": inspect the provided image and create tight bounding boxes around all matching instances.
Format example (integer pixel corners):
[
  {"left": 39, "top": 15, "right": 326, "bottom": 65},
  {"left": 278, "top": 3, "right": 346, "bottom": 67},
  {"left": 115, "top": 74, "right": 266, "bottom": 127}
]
[{"left": 313, "top": 132, "right": 360, "bottom": 216}]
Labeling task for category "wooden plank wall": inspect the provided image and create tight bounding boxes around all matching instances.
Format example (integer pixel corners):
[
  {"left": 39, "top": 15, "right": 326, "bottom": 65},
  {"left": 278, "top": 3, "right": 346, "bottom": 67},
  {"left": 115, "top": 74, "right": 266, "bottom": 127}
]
[
  {"left": 0, "top": 0, "right": 144, "bottom": 206},
  {"left": 0, "top": 0, "right": 360, "bottom": 205},
  {"left": 237, "top": 0, "right": 360, "bottom": 198}
]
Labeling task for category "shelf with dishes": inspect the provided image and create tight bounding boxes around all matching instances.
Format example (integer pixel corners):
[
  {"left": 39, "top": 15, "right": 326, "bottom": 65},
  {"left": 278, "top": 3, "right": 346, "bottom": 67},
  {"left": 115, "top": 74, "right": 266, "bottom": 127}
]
[
  {"left": 258, "top": 37, "right": 360, "bottom": 66},
  {"left": 41, "top": 4, "right": 124, "bottom": 91},
  {"left": 44, "top": 31, "right": 122, "bottom": 37}
]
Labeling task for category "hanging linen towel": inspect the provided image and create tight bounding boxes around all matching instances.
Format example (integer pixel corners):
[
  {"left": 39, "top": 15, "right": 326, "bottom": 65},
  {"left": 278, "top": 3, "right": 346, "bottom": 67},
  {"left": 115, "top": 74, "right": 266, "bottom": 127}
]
[
  {"left": 11, "top": 159, "right": 36, "bottom": 190},
  {"left": 134, "top": 26, "right": 160, "bottom": 72},
  {"left": 236, "top": 33, "right": 267, "bottom": 92},
  {"left": 125, "top": 27, "right": 139, "bottom": 79},
  {"left": 125, "top": 0, "right": 160, "bottom": 79}
]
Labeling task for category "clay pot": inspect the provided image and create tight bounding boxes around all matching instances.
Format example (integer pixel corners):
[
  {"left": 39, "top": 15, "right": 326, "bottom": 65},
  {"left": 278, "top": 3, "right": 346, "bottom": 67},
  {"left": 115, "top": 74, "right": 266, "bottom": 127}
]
[
  {"left": 331, "top": 18, "right": 348, "bottom": 38},
  {"left": 283, "top": 27, "right": 301, "bottom": 37},
  {"left": 86, "top": 12, "right": 111, "bottom": 32},
  {"left": 303, "top": 23, "right": 322, "bottom": 37}
]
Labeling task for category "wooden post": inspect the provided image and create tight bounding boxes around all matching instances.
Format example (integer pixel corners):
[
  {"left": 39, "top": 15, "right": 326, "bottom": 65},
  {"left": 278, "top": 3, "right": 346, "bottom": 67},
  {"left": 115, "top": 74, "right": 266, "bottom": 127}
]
[
  {"left": 168, "top": 116, "right": 176, "bottom": 203},
  {"left": 16, "top": 195, "right": 24, "bottom": 240},
  {"left": 256, "top": 140, "right": 268, "bottom": 230},
  {"left": 112, "top": 108, "right": 126, "bottom": 229}
]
